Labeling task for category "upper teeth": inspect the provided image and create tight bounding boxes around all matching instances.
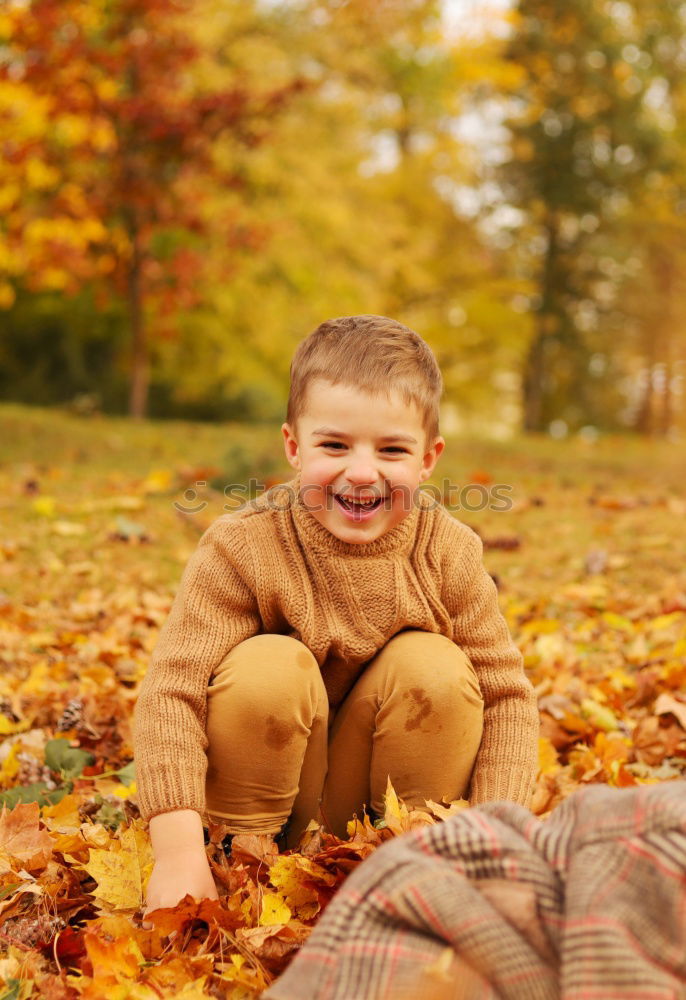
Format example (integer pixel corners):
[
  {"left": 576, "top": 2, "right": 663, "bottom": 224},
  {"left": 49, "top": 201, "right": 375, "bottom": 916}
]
[{"left": 340, "top": 495, "right": 377, "bottom": 504}]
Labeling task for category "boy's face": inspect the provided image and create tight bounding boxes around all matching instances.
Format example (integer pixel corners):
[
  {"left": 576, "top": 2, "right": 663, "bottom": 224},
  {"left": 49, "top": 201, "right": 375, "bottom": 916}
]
[{"left": 281, "top": 379, "right": 445, "bottom": 545}]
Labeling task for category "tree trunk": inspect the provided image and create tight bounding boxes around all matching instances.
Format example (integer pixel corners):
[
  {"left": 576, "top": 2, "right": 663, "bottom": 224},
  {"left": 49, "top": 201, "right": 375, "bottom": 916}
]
[
  {"left": 634, "top": 364, "right": 654, "bottom": 436},
  {"left": 636, "top": 248, "right": 674, "bottom": 438},
  {"left": 661, "top": 358, "right": 673, "bottom": 436},
  {"left": 656, "top": 255, "right": 673, "bottom": 438},
  {"left": 522, "top": 329, "right": 546, "bottom": 431},
  {"left": 127, "top": 227, "right": 148, "bottom": 420},
  {"left": 522, "top": 213, "right": 559, "bottom": 432}
]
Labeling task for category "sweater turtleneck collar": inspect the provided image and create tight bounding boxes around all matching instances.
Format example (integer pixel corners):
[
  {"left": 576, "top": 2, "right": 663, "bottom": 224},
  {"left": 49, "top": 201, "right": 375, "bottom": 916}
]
[{"left": 277, "top": 473, "right": 422, "bottom": 558}]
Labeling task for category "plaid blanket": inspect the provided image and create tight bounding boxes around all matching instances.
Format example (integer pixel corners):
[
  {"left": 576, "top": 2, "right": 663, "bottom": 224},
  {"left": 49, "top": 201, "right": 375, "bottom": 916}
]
[{"left": 265, "top": 782, "right": 686, "bottom": 1000}]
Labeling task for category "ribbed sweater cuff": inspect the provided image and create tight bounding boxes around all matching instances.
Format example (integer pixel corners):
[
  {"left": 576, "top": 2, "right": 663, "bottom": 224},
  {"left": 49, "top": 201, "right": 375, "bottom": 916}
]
[
  {"left": 469, "top": 761, "right": 538, "bottom": 810},
  {"left": 136, "top": 764, "right": 207, "bottom": 825}
]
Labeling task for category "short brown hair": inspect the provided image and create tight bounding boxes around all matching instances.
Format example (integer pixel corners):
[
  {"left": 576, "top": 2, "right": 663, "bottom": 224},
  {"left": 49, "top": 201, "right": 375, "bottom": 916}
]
[{"left": 287, "top": 315, "right": 443, "bottom": 444}]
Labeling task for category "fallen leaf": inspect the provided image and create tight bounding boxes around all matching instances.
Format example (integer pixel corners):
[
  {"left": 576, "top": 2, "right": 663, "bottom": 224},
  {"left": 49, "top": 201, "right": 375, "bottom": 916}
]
[
  {"left": 654, "top": 693, "right": 686, "bottom": 730},
  {"left": 237, "top": 921, "right": 310, "bottom": 974},
  {"left": 0, "top": 801, "right": 54, "bottom": 873},
  {"left": 424, "top": 798, "right": 469, "bottom": 821},
  {"left": 144, "top": 894, "right": 243, "bottom": 938},
  {"left": 81, "top": 824, "right": 153, "bottom": 910},
  {"left": 231, "top": 832, "right": 279, "bottom": 877},
  {"left": 83, "top": 915, "right": 146, "bottom": 982},
  {"left": 259, "top": 892, "right": 292, "bottom": 926},
  {"left": 268, "top": 855, "right": 334, "bottom": 922}
]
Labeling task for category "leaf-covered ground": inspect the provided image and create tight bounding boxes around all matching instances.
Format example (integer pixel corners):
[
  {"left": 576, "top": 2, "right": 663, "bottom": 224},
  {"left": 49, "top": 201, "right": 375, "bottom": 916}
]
[{"left": 0, "top": 403, "right": 685, "bottom": 998}]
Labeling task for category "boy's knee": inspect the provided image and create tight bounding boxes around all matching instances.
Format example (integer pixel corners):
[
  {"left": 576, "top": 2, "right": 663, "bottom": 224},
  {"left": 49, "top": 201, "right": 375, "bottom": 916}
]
[
  {"left": 233, "top": 633, "right": 319, "bottom": 666},
  {"left": 209, "top": 634, "right": 324, "bottom": 707},
  {"left": 380, "top": 630, "right": 483, "bottom": 711}
]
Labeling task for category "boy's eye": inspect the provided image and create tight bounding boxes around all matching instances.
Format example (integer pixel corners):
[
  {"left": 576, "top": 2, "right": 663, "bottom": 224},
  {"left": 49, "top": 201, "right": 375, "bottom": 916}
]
[{"left": 319, "top": 442, "right": 407, "bottom": 454}]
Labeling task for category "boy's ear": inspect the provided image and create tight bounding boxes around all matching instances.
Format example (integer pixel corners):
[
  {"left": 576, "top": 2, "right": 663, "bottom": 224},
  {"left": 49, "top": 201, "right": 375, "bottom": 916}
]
[
  {"left": 418, "top": 436, "right": 445, "bottom": 483},
  {"left": 281, "top": 422, "right": 301, "bottom": 470}
]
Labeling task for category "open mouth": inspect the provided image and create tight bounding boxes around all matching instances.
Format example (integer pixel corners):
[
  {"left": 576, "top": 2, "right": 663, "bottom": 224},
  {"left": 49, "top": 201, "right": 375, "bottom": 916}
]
[{"left": 334, "top": 494, "right": 384, "bottom": 514}]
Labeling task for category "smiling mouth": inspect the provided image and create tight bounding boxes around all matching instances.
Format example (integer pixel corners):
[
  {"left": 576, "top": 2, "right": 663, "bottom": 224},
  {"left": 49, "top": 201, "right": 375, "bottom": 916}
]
[{"left": 334, "top": 494, "right": 384, "bottom": 513}]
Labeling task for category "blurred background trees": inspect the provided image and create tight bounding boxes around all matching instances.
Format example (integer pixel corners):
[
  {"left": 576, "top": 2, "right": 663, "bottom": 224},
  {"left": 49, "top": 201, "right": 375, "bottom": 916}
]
[{"left": 0, "top": 0, "right": 684, "bottom": 436}]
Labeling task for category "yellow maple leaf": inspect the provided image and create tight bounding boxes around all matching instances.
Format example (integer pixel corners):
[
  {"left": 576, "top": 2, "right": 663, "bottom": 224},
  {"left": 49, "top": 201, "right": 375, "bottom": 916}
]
[
  {"left": 82, "top": 825, "right": 153, "bottom": 911},
  {"left": 268, "top": 854, "right": 335, "bottom": 921},
  {"left": 259, "top": 891, "right": 292, "bottom": 926}
]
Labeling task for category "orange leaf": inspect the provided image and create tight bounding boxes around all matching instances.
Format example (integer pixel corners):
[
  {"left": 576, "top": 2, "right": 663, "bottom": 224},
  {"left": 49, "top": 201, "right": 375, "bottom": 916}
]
[
  {"left": 230, "top": 833, "right": 279, "bottom": 878},
  {"left": 145, "top": 894, "right": 242, "bottom": 937},
  {"left": 593, "top": 732, "right": 631, "bottom": 770},
  {"left": 84, "top": 920, "right": 144, "bottom": 982},
  {"left": 0, "top": 801, "right": 54, "bottom": 871},
  {"left": 611, "top": 763, "right": 638, "bottom": 788}
]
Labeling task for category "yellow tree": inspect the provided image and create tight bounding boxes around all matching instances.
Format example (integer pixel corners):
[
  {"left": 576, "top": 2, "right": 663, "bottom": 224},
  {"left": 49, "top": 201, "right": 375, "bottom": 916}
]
[{"left": 0, "top": 0, "right": 301, "bottom": 417}]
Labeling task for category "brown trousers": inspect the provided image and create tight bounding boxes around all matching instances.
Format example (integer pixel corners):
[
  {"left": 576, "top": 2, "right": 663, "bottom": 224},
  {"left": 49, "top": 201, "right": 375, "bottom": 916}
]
[{"left": 205, "top": 630, "right": 484, "bottom": 841}]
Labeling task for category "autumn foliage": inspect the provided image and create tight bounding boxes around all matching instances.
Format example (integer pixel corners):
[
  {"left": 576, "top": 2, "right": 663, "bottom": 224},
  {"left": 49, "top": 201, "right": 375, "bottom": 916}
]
[{"left": 0, "top": 0, "right": 303, "bottom": 416}]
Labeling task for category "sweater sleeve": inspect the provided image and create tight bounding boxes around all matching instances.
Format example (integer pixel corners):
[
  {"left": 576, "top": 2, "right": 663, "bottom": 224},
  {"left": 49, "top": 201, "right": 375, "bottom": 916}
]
[
  {"left": 442, "top": 522, "right": 539, "bottom": 808},
  {"left": 133, "top": 516, "right": 261, "bottom": 823}
]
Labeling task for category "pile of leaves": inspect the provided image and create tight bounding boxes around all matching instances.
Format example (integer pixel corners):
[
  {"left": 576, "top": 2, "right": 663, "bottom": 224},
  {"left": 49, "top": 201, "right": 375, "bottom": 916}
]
[
  {"left": 0, "top": 761, "right": 458, "bottom": 998},
  {"left": 1, "top": 409, "right": 685, "bottom": 997},
  {"left": 1, "top": 569, "right": 684, "bottom": 999}
]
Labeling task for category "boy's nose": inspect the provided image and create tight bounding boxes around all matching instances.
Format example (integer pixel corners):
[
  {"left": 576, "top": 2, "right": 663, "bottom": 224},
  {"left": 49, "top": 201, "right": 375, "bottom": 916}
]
[{"left": 345, "top": 457, "right": 379, "bottom": 484}]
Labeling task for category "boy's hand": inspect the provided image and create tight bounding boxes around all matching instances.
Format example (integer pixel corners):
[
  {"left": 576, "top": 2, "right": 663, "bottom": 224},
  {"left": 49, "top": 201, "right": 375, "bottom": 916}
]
[
  {"left": 142, "top": 809, "right": 218, "bottom": 926},
  {"left": 142, "top": 847, "right": 218, "bottom": 927}
]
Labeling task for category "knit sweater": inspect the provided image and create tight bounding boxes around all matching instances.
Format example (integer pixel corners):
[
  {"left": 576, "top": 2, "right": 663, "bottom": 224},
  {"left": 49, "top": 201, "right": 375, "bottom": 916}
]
[{"left": 133, "top": 474, "right": 539, "bottom": 824}]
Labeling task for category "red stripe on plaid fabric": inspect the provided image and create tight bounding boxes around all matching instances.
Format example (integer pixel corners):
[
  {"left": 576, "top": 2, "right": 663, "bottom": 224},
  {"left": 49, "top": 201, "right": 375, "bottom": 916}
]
[{"left": 622, "top": 836, "right": 686, "bottom": 880}]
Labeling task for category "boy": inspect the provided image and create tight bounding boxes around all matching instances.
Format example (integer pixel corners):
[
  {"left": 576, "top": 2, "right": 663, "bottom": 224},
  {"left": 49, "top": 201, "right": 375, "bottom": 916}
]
[{"left": 134, "top": 314, "right": 538, "bottom": 918}]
